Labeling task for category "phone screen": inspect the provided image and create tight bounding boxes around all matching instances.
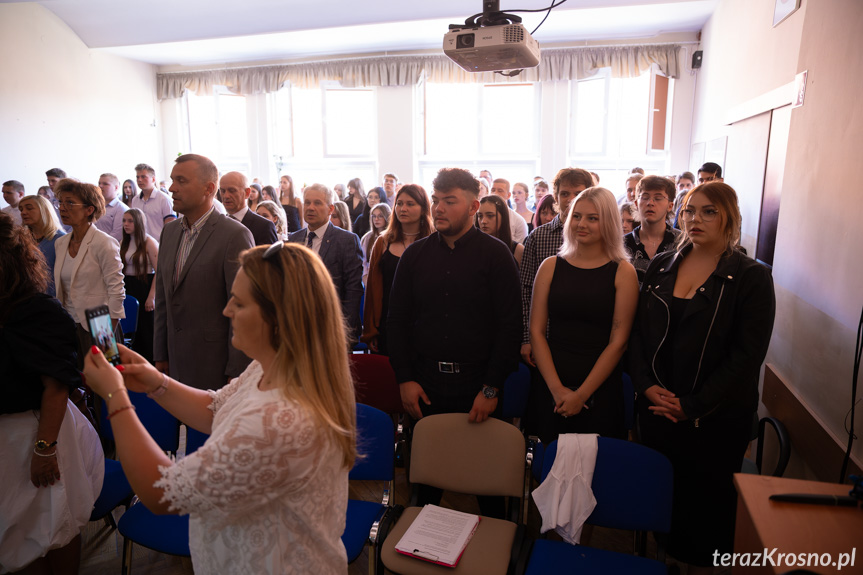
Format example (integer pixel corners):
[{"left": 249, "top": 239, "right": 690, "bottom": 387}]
[{"left": 85, "top": 306, "right": 121, "bottom": 366}]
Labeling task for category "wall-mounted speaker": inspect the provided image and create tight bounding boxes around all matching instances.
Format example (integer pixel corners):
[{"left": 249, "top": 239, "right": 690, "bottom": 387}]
[{"left": 692, "top": 50, "right": 703, "bottom": 69}]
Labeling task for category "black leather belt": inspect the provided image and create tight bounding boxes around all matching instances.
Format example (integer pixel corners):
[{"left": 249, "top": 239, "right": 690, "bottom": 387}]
[{"left": 420, "top": 358, "right": 485, "bottom": 374}]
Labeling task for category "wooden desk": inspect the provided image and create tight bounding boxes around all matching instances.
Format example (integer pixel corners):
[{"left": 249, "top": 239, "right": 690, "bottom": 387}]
[{"left": 733, "top": 474, "right": 863, "bottom": 574}]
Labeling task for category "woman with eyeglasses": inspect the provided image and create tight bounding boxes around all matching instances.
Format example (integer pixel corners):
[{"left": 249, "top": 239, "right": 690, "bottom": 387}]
[
  {"left": 53, "top": 179, "right": 125, "bottom": 368},
  {"left": 629, "top": 182, "right": 775, "bottom": 574},
  {"left": 82, "top": 242, "right": 357, "bottom": 574},
  {"left": 353, "top": 186, "right": 387, "bottom": 239}
]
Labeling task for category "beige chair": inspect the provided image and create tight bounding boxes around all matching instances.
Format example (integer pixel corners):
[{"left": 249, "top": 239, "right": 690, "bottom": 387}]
[{"left": 380, "top": 414, "right": 526, "bottom": 574}]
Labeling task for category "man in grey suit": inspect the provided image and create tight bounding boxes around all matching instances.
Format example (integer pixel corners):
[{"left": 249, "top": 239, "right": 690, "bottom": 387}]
[
  {"left": 219, "top": 171, "right": 278, "bottom": 246},
  {"left": 288, "top": 183, "right": 364, "bottom": 342},
  {"left": 154, "top": 154, "right": 254, "bottom": 390}
]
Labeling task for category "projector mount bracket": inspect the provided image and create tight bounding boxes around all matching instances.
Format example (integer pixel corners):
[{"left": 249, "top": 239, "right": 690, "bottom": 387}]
[{"left": 448, "top": 0, "right": 523, "bottom": 30}]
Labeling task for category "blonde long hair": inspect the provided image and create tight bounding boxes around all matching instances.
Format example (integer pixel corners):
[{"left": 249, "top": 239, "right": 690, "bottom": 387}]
[
  {"left": 240, "top": 244, "right": 357, "bottom": 468},
  {"left": 559, "top": 187, "right": 628, "bottom": 263},
  {"left": 20, "top": 194, "right": 62, "bottom": 240}
]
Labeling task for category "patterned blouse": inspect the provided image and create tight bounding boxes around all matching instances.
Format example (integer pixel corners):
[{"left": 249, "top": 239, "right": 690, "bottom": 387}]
[{"left": 156, "top": 361, "right": 349, "bottom": 574}]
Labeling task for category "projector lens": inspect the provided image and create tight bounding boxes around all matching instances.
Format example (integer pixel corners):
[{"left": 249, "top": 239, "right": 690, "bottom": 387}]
[{"left": 456, "top": 33, "right": 475, "bottom": 49}]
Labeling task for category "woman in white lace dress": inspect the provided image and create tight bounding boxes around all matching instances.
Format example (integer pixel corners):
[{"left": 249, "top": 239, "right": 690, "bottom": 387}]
[{"left": 82, "top": 242, "right": 357, "bottom": 574}]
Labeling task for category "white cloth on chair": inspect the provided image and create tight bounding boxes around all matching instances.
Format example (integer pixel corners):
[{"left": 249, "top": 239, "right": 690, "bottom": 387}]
[{"left": 531, "top": 433, "right": 598, "bottom": 544}]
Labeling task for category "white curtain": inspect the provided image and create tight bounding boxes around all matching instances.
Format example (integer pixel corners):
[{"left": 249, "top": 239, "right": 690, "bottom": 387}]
[{"left": 157, "top": 44, "right": 681, "bottom": 100}]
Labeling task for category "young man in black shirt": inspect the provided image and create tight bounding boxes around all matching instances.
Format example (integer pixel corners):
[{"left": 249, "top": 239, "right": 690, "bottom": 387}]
[
  {"left": 624, "top": 175, "right": 681, "bottom": 285},
  {"left": 387, "top": 168, "right": 521, "bottom": 423}
]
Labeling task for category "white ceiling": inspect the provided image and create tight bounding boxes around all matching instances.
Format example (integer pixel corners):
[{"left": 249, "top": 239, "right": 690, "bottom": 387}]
[{"left": 29, "top": 0, "right": 716, "bottom": 67}]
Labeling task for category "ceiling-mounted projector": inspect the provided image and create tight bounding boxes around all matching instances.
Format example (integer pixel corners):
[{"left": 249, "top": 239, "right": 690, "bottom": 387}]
[
  {"left": 443, "top": 23, "right": 540, "bottom": 73},
  {"left": 443, "top": 1, "right": 541, "bottom": 73}
]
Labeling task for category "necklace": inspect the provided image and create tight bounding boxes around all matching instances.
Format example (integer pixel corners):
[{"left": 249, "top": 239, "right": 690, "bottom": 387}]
[{"left": 403, "top": 231, "right": 420, "bottom": 237}]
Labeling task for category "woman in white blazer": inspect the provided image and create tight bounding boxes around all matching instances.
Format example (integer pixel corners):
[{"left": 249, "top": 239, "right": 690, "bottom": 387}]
[{"left": 54, "top": 179, "right": 125, "bottom": 367}]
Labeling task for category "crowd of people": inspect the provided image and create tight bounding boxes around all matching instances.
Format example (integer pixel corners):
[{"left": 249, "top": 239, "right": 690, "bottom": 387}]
[{"left": 0, "top": 156, "right": 773, "bottom": 575}]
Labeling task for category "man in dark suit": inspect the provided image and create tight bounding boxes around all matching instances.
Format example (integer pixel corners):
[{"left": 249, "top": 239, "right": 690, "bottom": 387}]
[
  {"left": 154, "top": 154, "right": 254, "bottom": 390},
  {"left": 219, "top": 171, "right": 278, "bottom": 246},
  {"left": 288, "top": 183, "right": 364, "bottom": 342}
]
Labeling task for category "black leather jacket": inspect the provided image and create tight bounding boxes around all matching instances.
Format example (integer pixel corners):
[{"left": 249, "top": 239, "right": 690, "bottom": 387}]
[{"left": 629, "top": 245, "right": 775, "bottom": 422}]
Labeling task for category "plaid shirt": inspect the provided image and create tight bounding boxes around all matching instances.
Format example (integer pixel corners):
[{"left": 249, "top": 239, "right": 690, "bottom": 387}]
[
  {"left": 519, "top": 215, "right": 565, "bottom": 344},
  {"left": 173, "top": 206, "right": 215, "bottom": 288}
]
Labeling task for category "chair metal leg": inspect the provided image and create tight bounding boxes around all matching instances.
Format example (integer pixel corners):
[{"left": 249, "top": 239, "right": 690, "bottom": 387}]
[{"left": 122, "top": 537, "right": 133, "bottom": 575}]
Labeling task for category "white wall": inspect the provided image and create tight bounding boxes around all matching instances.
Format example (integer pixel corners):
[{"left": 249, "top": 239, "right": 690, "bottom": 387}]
[{"left": 0, "top": 3, "right": 161, "bottom": 203}]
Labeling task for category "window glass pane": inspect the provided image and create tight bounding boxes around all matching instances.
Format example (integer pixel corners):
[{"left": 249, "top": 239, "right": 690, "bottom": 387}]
[
  {"left": 615, "top": 73, "right": 651, "bottom": 158},
  {"left": 291, "top": 87, "right": 324, "bottom": 157},
  {"left": 324, "top": 89, "right": 375, "bottom": 156},
  {"left": 218, "top": 94, "right": 249, "bottom": 159},
  {"left": 425, "top": 83, "right": 477, "bottom": 157},
  {"left": 187, "top": 91, "right": 217, "bottom": 159},
  {"left": 481, "top": 84, "right": 535, "bottom": 155},
  {"left": 271, "top": 89, "right": 293, "bottom": 157},
  {"left": 573, "top": 78, "right": 606, "bottom": 155}
]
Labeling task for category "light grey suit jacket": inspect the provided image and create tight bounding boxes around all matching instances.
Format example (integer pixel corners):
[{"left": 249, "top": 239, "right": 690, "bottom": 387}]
[{"left": 154, "top": 210, "right": 254, "bottom": 390}]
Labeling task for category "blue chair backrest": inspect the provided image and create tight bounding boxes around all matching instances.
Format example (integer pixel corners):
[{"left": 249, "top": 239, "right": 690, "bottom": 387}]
[
  {"left": 503, "top": 362, "right": 531, "bottom": 418},
  {"left": 120, "top": 296, "right": 139, "bottom": 335},
  {"left": 185, "top": 427, "right": 210, "bottom": 455},
  {"left": 540, "top": 436, "right": 673, "bottom": 533},
  {"left": 350, "top": 403, "right": 395, "bottom": 482},
  {"left": 101, "top": 391, "right": 180, "bottom": 453}
]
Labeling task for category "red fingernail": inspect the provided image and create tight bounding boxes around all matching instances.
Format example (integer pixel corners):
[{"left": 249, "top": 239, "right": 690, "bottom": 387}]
[
  {"left": 116, "top": 364, "right": 125, "bottom": 372},
  {"left": 91, "top": 345, "right": 101, "bottom": 354}
]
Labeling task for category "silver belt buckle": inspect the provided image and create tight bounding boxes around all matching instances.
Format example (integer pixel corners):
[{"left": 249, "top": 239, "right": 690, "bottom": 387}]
[{"left": 438, "top": 361, "right": 459, "bottom": 374}]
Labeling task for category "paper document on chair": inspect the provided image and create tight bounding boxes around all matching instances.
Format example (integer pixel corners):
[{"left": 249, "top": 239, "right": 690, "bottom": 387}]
[{"left": 394, "top": 504, "right": 481, "bottom": 567}]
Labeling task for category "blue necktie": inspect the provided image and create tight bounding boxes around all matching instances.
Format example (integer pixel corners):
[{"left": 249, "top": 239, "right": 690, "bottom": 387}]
[{"left": 307, "top": 231, "right": 316, "bottom": 248}]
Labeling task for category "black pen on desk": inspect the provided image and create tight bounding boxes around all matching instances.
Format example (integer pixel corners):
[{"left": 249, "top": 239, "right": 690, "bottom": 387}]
[{"left": 770, "top": 493, "right": 860, "bottom": 507}]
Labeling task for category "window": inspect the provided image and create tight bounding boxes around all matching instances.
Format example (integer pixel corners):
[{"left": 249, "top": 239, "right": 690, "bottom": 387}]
[
  {"left": 186, "top": 88, "right": 251, "bottom": 174},
  {"left": 419, "top": 81, "right": 541, "bottom": 190},
  {"left": 271, "top": 84, "right": 376, "bottom": 158},
  {"left": 569, "top": 68, "right": 672, "bottom": 185},
  {"left": 269, "top": 83, "right": 377, "bottom": 186}
]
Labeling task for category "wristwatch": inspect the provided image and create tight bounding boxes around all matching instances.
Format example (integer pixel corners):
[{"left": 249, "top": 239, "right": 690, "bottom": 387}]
[
  {"left": 35, "top": 439, "right": 58, "bottom": 451},
  {"left": 482, "top": 385, "right": 499, "bottom": 399}
]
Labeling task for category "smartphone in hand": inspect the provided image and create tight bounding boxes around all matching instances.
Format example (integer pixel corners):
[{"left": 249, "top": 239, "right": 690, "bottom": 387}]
[{"left": 85, "top": 305, "right": 121, "bottom": 366}]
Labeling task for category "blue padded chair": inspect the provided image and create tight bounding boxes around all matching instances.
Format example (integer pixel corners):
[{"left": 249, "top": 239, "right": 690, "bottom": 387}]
[
  {"left": 94, "top": 390, "right": 179, "bottom": 533},
  {"left": 342, "top": 404, "right": 397, "bottom": 575},
  {"left": 503, "top": 362, "right": 531, "bottom": 419},
  {"left": 120, "top": 296, "right": 139, "bottom": 347},
  {"left": 89, "top": 458, "right": 133, "bottom": 529},
  {"left": 100, "top": 391, "right": 180, "bottom": 452},
  {"left": 118, "top": 424, "right": 210, "bottom": 575},
  {"left": 520, "top": 436, "right": 673, "bottom": 575}
]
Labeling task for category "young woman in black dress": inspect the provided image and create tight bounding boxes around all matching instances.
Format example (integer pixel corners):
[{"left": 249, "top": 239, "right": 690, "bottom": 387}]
[
  {"left": 629, "top": 182, "right": 775, "bottom": 573},
  {"left": 526, "top": 187, "right": 638, "bottom": 444}
]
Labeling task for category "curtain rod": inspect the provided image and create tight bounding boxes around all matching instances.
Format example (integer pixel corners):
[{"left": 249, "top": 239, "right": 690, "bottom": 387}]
[{"left": 158, "top": 41, "right": 693, "bottom": 76}]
